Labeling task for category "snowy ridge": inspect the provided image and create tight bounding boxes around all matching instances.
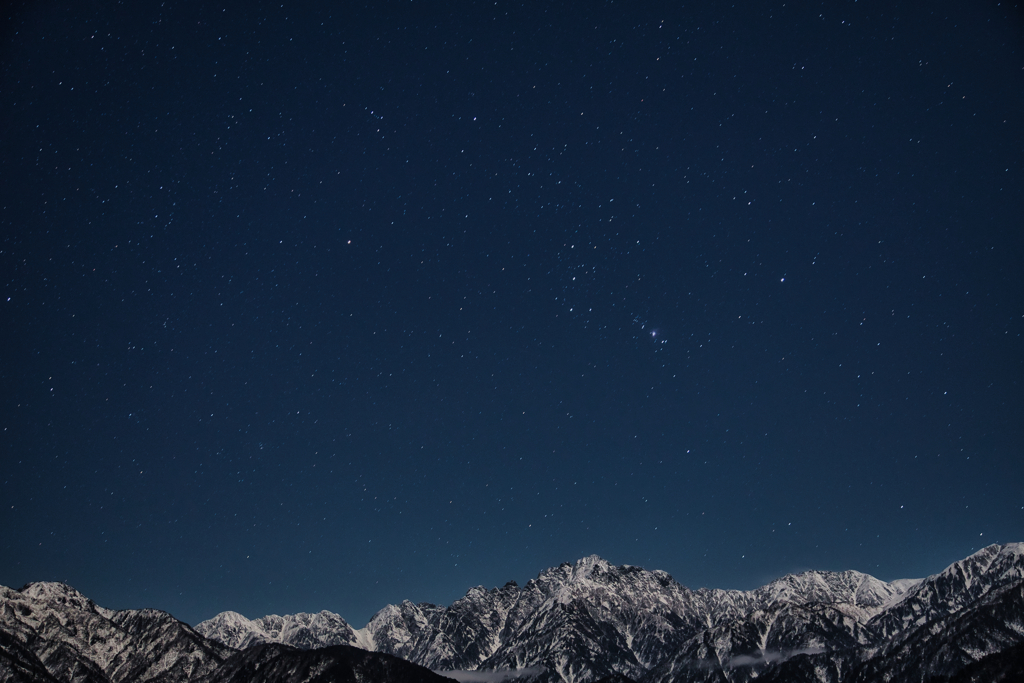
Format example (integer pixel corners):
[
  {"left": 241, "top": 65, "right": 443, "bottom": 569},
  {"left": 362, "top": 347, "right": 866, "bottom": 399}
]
[
  {"left": 193, "top": 608, "right": 357, "bottom": 650},
  {"left": 3, "top": 543, "right": 1022, "bottom": 683},
  {"left": 866, "top": 542, "right": 1024, "bottom": 641},
  {"left": 192, "top": 550, "right": 990, "bottom": 683},
  {"left": 0, "top": 581, "right": 232, "bottom": 683},
  {"left": 193, "top": 544, "right": 1023, "bottom": 683}
]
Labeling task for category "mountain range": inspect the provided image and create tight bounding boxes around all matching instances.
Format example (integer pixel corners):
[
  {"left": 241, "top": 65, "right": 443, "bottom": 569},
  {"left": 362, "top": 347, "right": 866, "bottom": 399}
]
[{"left": 2, "top": 543, "right": 1021, "bottom": 682}]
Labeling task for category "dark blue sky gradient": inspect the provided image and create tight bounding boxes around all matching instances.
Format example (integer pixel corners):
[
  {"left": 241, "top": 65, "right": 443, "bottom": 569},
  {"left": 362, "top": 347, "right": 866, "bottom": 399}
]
[{"left": 2, "top": 1, "right": 1022, "bottom": 627}]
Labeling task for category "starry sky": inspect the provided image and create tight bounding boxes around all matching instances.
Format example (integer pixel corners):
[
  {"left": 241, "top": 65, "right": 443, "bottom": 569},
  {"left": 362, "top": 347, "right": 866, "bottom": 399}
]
[{"left": 2, "top": 1, "right": 1022, "bottom": 628}]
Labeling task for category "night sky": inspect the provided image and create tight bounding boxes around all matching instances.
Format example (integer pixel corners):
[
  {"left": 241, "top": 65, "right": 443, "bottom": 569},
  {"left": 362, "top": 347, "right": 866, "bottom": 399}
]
[{"left": 2, "top": 1, "right": 1022, "bottom": 628}]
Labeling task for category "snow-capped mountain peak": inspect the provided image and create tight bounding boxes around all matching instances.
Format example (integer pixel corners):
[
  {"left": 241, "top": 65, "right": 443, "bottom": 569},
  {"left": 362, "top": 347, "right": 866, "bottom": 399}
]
[
  {"left": 1, "top": 581, "right": 233, "bottom": 683},
  {"left": 193, "top": 607, "right": 358, "bottom": 650},
  {"left": 17, "top": 580, "right": 111, "bottom": 618},
  {"left": 866, "top": 542, "right": 1024, "bottom": 641},
  {"left": 186, "top": 545, "right": 1024, "bottom": 683}
]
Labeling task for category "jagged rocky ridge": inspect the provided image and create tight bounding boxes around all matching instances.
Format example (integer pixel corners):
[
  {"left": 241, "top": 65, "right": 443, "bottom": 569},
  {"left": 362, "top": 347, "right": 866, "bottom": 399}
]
[
  {"left": 0, "top": 582, "right": 233, "bottom": 683},
  {"left": 196, "top": 543, "right": 1024, "bottom": 683},
  {"left": 0, "top": 584, "right": 446, "bottom": 683},
  {"left": 2, "top": 543, "right": 1021, "bottom": 683}
]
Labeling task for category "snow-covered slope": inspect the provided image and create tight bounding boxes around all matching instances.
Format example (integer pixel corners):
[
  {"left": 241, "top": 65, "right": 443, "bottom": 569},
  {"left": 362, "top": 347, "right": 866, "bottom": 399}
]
[
  {"left": 866, "top": 542, "right": 1023, "bottom": 641},
  {"left": 6, "top": 543, "right": 1021, "bottom": 683},
  {"left": 0, "top": 582, "right": 232, "bottom": 683},
  {"left": 194, "top": 545, "right": 1023, "bottom": 683},
  {"left": 0, "top": 584, "right": 452, "bottom": 683},
  {"left": 193, "top": 553, "right": 936, "bottom": 683},
  {"left": 643, "top": 544, "right": 1024, "bottom": 683},
  {"left": 354, "top": 556, "right": 934, "bottom": 683},
  {"left": 193, "top": 609, "right": 358, "bottom": 650}
]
